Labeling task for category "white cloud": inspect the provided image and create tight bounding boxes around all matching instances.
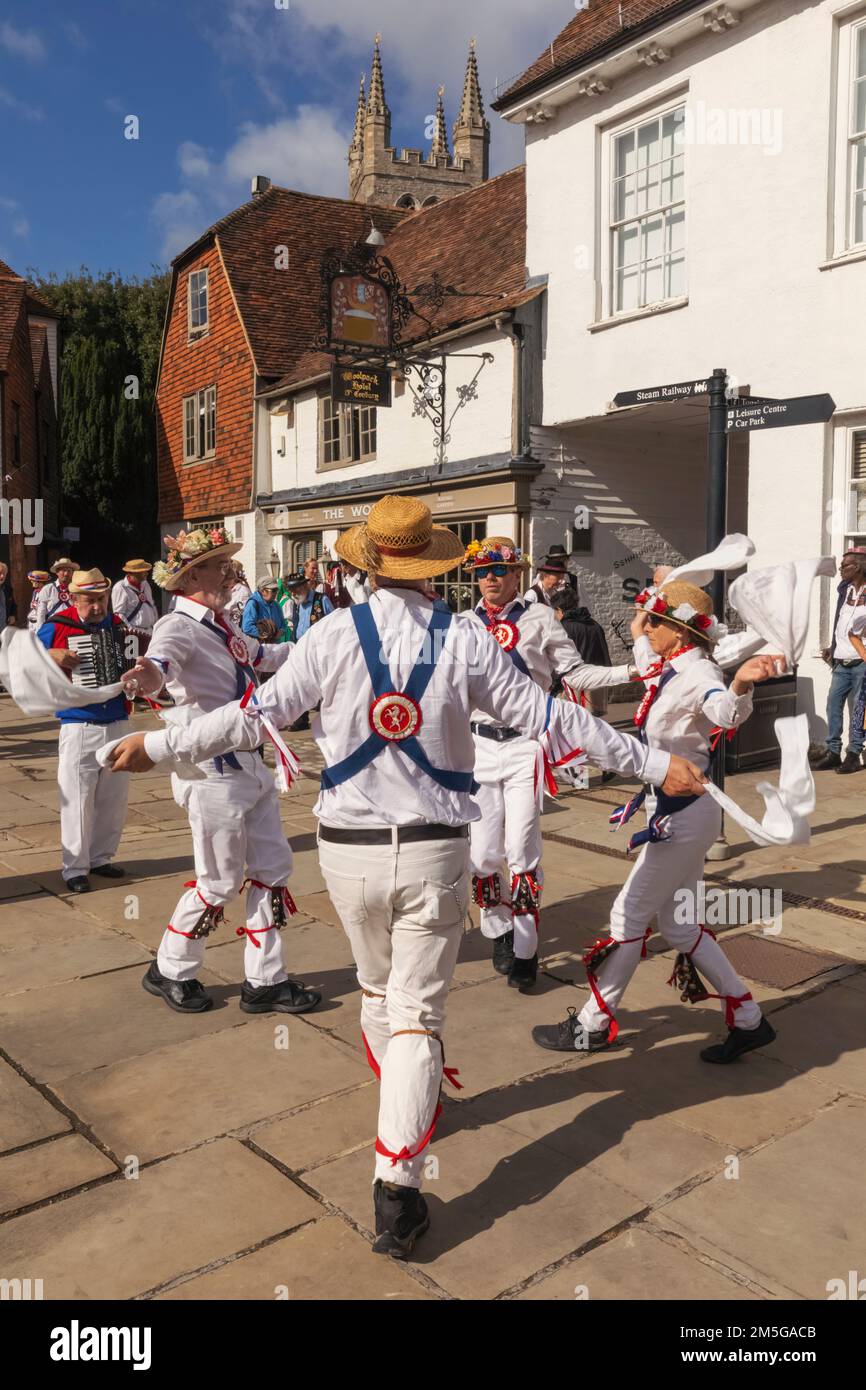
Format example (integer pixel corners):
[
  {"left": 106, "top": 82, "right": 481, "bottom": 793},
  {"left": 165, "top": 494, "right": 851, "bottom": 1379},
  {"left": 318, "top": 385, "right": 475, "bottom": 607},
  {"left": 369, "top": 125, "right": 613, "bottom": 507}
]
[
  {"left": 0, "top": 84, "right": 45, "bottom": 122},
  {"left": 0, "top": 21, "right": 46, "bottom": 62},
  {"left": 0, "top": 195, "right": 30, "bottom": 242},
  {"left": 152, "top": 107, "right": 348, "bottom": 260},
  {"left": 62, "top": 20, "right": 89, "bottom": 51}
]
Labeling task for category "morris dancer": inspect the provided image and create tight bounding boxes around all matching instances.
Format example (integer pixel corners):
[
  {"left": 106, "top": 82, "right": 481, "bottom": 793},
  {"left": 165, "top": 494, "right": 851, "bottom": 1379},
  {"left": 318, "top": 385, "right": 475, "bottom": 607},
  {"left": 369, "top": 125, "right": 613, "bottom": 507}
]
[
  {"left": 107, "top": 496, "right": 704, "bottom": 1259},
  {"left": 26, "top": 570, "right": 51, "bottom": 630},
  {"left": 37, "top": 568, "right": 130, "bottom": 893},
  {"left": 119, "top": 525, "right": 320, "bottom": 1018},
  {"left": 35, "top": 557, "right": 76, "bottom": 628},
  {"left": 462, "top": 537, "right": 640, "bottom": 991},
  {"left": 533, "top": 579, "right": 782, "bottom": 1064},
  {"left": 111, "top": 560, "right": 159, "bottom": 636}
]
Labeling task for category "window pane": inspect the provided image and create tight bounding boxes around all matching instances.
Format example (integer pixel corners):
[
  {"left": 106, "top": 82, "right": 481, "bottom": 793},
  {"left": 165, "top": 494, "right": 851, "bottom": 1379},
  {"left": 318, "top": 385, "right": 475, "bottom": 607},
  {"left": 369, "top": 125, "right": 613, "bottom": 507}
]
[
  {"left": 855, "top": 76, "right": 866, "bottom": 136},
  {"left": 637, "top": 119, "right": 659, "bottom": 167},
  {"left": 855, "top": 188, "right": 866, "bottom": 245},
  {"left": 615, "top": 223, "right": 640, "bottom": 269},
  {"left": 614, "top": 131, "right": 635, "bottom": 178},
  {"left": 857, "top": 26, "right": 866, "bottom": 79},
  {"left": 661, "top": 108, "right": 683, "bottom": 159},
  {"left": 184, "top": 397, "right": 196, "bottom": 458},
  {"left": 660, "top": 152, "right": 684, "bottom": 206},
  {"left": 636, "top": 163, "right": 659, "bottom": 215},
  {"left": 205, "top": 387, "right": 216, "bottom": 453},
  {"left": 643, "top": 213, "right": 664, "bottom": 265},
  {"left": 615, "top": 263, "right": 640, "bottom": 312},
  {"left": 612, "top": 174, "right": 636, "bottom": 222}
]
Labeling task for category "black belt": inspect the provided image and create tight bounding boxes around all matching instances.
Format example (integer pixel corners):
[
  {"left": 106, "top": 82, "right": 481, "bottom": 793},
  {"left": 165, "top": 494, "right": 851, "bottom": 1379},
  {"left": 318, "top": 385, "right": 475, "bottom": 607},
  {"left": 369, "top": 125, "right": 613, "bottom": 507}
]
[
  {"left": 470, "top": 722, "right": 521, "bottom": 742},
  {"left": 833, "top": 658, "right": 864, "bottom": 669},
  {"left": 319, "top": 824, "right": 468, "bottom": 845}
]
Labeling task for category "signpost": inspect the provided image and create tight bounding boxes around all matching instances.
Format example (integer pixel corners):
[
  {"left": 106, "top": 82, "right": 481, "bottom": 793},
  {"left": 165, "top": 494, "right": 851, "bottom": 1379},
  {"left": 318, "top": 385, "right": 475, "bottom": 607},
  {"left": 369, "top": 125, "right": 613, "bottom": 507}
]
[{"left": 613, "top": 368, "right": 836, "bottom": 858}]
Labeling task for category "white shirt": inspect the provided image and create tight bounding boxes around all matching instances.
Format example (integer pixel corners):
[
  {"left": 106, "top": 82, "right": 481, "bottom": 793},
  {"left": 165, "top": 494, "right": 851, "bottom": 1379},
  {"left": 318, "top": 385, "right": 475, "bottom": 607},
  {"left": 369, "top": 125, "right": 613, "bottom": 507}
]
[
  {"left": 634, "top": 641, "right": 753, "bottom": 772},
  {"left": 833, "top": 584, "right": 866, "bottom": 661},
  {"left": 35, "top": 581, "right": 70, "bottom": 628},
  {"left": 143, "top": 587, "right": 671, "bottom": 827},
  {"left": 111, "top": 577, "right": 159, "bottom": 632},
  {"left": 464, "top": 598, "right": 632, "bottom": 727},
  {"left": 143, "top": 595, "right": 292, "bottom": 713}
]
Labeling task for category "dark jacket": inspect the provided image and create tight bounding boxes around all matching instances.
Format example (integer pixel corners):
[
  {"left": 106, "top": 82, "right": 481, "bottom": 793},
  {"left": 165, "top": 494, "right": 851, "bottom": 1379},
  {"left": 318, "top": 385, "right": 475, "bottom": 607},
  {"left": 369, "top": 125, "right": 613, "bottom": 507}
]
[{"left": 560, "top": 607, "right": 612, "bottom": 668}]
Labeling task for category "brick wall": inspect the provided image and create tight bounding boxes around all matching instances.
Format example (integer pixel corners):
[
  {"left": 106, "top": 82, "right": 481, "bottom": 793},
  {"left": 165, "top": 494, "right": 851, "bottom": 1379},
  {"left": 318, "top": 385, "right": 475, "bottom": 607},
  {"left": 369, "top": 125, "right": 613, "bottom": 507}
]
[{"left": 156, "top": 243, "right": 255, "bottom": 525}]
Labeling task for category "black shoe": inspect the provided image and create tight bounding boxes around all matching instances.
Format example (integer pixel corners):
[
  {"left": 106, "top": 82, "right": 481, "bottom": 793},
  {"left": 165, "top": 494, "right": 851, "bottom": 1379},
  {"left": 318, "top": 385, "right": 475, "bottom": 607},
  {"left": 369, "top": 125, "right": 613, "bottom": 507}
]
[
  {"left": 289, "top": 714, "right": 310, "bottom": 732},
  {"left": 507, "top": 953, "right": 538, "bottom": 993},
  {"left": 90, "top": 863, "right": 125, "bottom": 879},
  {"left": 700, "top": 1015, "right": 776, "bottom": 1064},
  {"left": 372, "top": 1180, "right": 429, "bottom": 1259},
  {"left": 239, "top": 978, "right": 321, "bottom": 1015},
  {"left": 601, "top": 770, "right": 617, "bottom": 784},
  {"left": 836, "top": 752, "right": 863, "bottom": 774},
  {"left": 532, "top": 1005, "right": 613, "bottom": 1053},
  {"left": 142, "top": 960, "right": 213, "bottom": 1014},
  {"left": 66, "top": 875, "right": 90, "bottom": 894},
  {"left": 812, "top": 751, "right": 841, "bottom": 770},
  {"left": 492, "top": 930, "right": 515, "bottom": 976}
]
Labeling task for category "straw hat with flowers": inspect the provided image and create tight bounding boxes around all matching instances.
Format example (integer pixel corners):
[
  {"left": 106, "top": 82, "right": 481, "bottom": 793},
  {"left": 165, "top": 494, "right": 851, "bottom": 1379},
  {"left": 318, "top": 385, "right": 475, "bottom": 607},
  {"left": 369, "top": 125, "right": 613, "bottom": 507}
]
[
  {"left": 635, "top": 580, "right": 727, "bottom": 645},
  {"left": 335, "top": 495, "right": 464, "bottom": 579},
  {"left": 463, "top": 536, "right": 531, "bottom": 572},
  {"left": 152, "top": 526, "right": 242, "bottom": 591}
]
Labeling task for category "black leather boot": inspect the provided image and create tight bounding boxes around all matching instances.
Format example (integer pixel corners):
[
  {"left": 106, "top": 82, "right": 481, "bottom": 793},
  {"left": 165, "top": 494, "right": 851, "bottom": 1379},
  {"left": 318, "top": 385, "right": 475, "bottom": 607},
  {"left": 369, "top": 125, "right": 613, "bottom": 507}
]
[
  {"left": 372, "top": 1180, "right": 429, "bottom": 1259},
  {"left": 239, "top": 978, "right": 321, "bottom": 1014},
  {"left": 836, "top": 751, "right": 863, "bottom": 774},
  {"left": 492, "top": 929, "right": 515, "bottom": 975},
  {"left": 507, "top": 953, "right": 538, "bottom": 992},
  {"left": 142, "top": 960, "right": 213, "bottom": 1013},
  {"left": 812, "top": 750, "right": 841, "bottom": 770},
  {"left": 700, "top": 1015, "right": 777, "bottom": 1064}
]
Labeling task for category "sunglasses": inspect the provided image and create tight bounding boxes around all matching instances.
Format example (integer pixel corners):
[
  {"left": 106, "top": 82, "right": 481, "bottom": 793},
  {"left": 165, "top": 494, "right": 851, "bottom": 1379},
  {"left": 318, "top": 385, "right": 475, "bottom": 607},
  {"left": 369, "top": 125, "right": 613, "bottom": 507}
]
[
  {"left": 476, "top": 565, "right": 510, "bottom": 579},
  {"left": 646, "top": 614, "right": 669, "bottom": 628}
]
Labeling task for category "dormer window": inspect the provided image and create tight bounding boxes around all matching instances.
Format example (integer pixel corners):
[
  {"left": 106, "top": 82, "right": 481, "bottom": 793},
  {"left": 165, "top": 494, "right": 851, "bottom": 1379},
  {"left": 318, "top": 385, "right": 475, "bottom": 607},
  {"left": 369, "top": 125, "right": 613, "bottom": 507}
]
[{"left": 188, "top": 269, "right": 209, "bottom": 339}]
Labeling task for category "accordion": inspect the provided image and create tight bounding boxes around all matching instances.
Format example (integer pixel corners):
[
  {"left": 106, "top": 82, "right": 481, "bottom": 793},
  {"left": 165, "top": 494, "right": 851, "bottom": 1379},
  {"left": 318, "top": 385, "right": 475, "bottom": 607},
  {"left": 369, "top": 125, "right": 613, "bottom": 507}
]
[{"left": 68, "top": 628, "right": 136, "bottom": 689}]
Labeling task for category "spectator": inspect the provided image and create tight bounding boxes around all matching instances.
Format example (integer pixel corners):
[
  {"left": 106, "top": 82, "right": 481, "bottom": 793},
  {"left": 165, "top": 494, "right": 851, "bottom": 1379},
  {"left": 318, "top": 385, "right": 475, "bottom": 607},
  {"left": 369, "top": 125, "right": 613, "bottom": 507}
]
[
  {"left": 283, "top": 569, "right": 333, "bottom": 641},
  {"left": 525, "top": 546, "right": 573, "bottom": 607},
  {"left": 553, "top": 587, "right": 613, "bottom": 720},
  {"left": 242, "top": 577, "right": 288, "bottom": 644},
  {"left": 226, "top": 562, "right": 252, "bottom": 626},
  {"left": 26, "top": 570, "right": 51, "bottom": 630},
  {"left": 326, "top": 559, "right": 369, "bottom": 608},
  {"left": 813, "top": 546, "right": 866, "bottom": 773}
]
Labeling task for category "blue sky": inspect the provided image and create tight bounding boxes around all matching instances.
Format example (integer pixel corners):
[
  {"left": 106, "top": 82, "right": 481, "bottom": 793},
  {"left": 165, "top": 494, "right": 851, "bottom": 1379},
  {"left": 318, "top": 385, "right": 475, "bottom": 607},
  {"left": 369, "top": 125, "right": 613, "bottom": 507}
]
[{"left": 0, "top": 0, "right": 574, "bottom": 281}]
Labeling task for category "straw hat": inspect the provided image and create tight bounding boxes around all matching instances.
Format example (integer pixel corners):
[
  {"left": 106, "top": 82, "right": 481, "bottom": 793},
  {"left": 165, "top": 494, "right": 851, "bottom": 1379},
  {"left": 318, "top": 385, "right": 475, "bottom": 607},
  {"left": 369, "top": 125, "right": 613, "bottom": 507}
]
[
  {"left": 122, "top": 559, "right": 152, "bottom": 574},
  {"left": 51, "top": 557, "right": 76, "bottom": 574},
  {"left": 463, "top": 536, "right": 531, "bottom": 572},
  {"left": 335, "top": 495, "right": 464, "bottom": 579},
  {"left": 27, "top": 570, "right": 50, "bottom": 584},
  {"left": 152, "top": 525, "right": 242, "bottom": 591},
  {"left": 68, "top": 567, "right": 112, "bottom": 595},
  {"left": 636, "top": 579, "right": 725, "bottom": 644}
]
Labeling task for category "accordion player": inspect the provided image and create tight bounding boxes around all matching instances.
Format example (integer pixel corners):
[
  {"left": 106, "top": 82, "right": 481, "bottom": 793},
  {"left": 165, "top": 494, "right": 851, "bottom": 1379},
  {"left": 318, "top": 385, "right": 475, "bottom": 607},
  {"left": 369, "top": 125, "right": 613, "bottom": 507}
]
[{"left": 67, "top": 624, "right": 138, "bottom": 689}]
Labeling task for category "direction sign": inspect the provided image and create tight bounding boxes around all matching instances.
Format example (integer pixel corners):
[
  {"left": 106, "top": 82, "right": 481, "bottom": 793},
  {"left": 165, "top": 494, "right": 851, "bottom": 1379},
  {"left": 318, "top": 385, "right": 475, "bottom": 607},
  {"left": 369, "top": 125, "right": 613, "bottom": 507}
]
[
  {"left": 613, "top": 379, "right": 709, "bottom": 408},
  {"left": 726, "top": 393, "right": 835, "bottom": 432}
]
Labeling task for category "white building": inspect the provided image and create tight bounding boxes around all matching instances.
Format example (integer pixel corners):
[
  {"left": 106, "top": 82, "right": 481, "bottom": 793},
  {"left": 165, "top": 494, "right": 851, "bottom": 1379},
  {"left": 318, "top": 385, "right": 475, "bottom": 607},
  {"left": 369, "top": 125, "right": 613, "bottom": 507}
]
[{"left": 490, "top": 0, "right": 866, "bottom": 723}]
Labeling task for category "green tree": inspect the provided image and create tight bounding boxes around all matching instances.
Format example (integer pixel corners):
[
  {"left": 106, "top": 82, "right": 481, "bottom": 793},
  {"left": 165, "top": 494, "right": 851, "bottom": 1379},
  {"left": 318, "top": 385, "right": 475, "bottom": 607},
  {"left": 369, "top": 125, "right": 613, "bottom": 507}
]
[{"left": 29, "top": 267, "right": 170, "bottom": 571}]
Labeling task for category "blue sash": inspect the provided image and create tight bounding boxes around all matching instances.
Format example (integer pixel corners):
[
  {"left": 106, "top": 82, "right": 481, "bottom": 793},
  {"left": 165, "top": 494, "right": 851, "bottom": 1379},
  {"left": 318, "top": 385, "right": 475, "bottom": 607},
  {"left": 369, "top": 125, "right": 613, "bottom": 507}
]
[
  {"left": 478, "top": 601, "right": 531, "bottom": 678},
  {"left": 320, "top": 602, "right": 474, "bottom": 793},
  {"left": 181, "top": 612, "right": 259, "bottom": 772}
]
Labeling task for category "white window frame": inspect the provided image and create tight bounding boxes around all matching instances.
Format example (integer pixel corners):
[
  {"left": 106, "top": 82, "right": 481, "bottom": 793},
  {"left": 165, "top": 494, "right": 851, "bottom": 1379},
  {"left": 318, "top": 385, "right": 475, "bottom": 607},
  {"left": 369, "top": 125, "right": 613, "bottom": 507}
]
[
  {"left": 600, "top": 94, "right": 687, "bottom": 321},
  {"left": 317, "top": 394, "right": 377, "bottom": 470},
  {"left": 846, "top": 424, "right": 866, "bottom": 541},
  {"left": 187, "top": 269, "right": 209, "bottom": 339},
  {"left": 831, "top": 10, "right": 866, "bottom": 256},
  {"left": 182, "top": 385, "right": 216, "bottom": 463}
]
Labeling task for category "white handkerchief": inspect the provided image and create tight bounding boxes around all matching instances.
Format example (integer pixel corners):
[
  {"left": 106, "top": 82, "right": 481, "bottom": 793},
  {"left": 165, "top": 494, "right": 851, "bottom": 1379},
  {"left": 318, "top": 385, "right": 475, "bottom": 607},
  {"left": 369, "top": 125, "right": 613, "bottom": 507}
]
[
  {"left": 728, "top": 558, "right": 836, "bottom": 669},
  {"left": 703, "top": 714, "right": 814, "bottom": 846},
  {"left": 665, "top": 534, "right": 756, "bottom": 588},
  {"left": 0, "top": 626, "right": 122, "bottom": 716}
]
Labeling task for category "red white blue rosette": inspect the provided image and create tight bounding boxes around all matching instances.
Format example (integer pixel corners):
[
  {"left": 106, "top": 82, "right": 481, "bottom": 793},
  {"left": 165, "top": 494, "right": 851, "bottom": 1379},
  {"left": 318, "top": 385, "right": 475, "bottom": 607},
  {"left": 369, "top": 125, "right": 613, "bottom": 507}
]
[
  {"left": 490, "top": 620, "right": 519, "bottom": 652},
  {"left": 228, "top": 635, "right": 250, "bottom": 664},
  {"left": 369, "top": 692, "right": 422, "bottom": 742}
]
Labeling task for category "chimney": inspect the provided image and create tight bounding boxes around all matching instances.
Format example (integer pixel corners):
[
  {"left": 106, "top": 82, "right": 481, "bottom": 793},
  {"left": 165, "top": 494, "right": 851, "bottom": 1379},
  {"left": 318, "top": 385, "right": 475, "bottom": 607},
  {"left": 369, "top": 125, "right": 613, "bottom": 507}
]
[{"left": 251, "top": 175, "right": 271, "bottom": 197}]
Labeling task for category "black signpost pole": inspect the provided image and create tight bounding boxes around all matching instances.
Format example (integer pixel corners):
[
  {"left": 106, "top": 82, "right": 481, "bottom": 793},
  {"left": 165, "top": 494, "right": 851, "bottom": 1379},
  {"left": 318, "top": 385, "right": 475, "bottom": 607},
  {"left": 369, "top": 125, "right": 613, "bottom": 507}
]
[{"left": 705, "top": 366, "right": 731, "bottom": 859}]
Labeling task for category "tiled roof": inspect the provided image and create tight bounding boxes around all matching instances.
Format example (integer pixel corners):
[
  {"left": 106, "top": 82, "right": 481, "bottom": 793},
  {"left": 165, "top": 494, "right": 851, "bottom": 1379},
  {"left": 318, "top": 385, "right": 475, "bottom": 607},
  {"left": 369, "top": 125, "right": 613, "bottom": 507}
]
[
  {"left": 0, "top": 276, "right": 26, "bottom": 372},
  {"left": 256, "top": 166, "right": 529, "bottom": 394},
  {"left": 493, "top": 0, "right": 703, "bottom": 108}
]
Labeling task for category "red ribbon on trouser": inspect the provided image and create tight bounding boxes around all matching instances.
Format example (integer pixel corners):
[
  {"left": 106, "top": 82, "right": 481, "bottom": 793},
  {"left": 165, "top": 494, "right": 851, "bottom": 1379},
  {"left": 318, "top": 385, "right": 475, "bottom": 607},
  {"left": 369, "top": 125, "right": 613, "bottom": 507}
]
[
  {"left": 166, "top": 880, "right": 224, "bottom": 938},
  {"left": 361, "top": 1030, "right": 382, "bottom": 1079},
  {"left": 236, "top": 879, "right": 298, "bottom": 948},
  {"left": 372, "top": 1029, "right": 462, "bottom": 1166},
  {"left": 667, "top": 924, "right": 754, "bottom": 1027},
  {"left": 583, "top": 928, "right": 652, "bottom": 1043}
]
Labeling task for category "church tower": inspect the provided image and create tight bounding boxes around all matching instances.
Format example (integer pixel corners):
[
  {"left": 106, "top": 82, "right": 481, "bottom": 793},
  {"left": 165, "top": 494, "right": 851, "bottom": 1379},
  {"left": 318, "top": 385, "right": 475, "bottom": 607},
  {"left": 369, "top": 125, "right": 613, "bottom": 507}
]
[{"left": 348, "top": 38, "right": 491, "bottom": 208}]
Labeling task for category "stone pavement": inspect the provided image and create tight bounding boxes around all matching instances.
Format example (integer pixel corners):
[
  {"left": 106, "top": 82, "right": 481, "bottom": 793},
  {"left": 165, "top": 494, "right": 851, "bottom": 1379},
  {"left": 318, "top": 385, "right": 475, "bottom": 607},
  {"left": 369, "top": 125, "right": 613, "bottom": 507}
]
[{"left": 1, "top": 696, "right": 864, "bottom": 1301}]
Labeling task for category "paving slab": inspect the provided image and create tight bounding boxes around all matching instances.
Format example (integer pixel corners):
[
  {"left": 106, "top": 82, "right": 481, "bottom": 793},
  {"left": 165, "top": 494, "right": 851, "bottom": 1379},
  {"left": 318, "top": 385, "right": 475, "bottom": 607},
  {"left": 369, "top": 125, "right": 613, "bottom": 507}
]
[
  {"left": 0, "top": 1132, "right": 116, "bottom": 1214},
  {"left": 0, "top": 1138, "right": 319, "bottom": 1300},
  {"left": 515, "top": 1223, "right": 761, "bottom": 1301},
  {"left": 657, "top": 1099, "right": 866, "bottom": 1300},
  {"left": 55, "top": 1015, "right": 370, "bottom": 1161},
  {"left": 0, "top": 922, "right": 149, "bottom": 996},
  {"left": 158, "top": 1214, "right": 431, "bottom": 1300},
  {"left": 251, "top": 1082, "right": 379, "bottom": 1172},
  {"left": 0, "top": 1057, "right": 70, "bottom": 1152},
  {"left": 307, "top": 1121, "right": 645, "bottom": 1301}
]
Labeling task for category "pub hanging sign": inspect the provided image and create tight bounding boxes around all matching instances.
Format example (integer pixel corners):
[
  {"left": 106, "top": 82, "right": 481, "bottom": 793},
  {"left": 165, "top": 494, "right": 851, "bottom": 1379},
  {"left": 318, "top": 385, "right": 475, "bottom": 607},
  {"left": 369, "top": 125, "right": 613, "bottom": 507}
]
[
  {"left": 331, "top": 362, "right": 393, "bottom": 408},
  {"left": 318, "top": 239, "right": 413, "bottom": 361}
]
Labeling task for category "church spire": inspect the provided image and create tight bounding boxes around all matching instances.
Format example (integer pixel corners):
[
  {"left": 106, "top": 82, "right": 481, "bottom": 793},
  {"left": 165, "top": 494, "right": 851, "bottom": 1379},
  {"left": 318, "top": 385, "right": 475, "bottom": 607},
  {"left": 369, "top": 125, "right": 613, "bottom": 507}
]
[
  {"left": 367, "top": 34, "right": 389, "bottom": 118},
  {"left": 455, "top": 37, "right": 487, "bottom": 132},
  {"left": 453, "top": 38, "right": 490, "bottom": 181},
  {"left": 430, "top": 86, "right": 449, "bottom": 159}
]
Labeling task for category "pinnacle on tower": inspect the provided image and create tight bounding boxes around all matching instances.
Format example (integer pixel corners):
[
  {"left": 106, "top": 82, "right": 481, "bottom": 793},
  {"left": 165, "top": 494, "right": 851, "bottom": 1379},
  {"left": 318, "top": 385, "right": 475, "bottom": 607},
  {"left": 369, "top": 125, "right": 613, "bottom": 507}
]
[
  {"left": 430, "top": 86, "right": 449, "bottom": 159},
  {"left": 454, "top": 37, "right": 489, "bottom": 134},
  {"left": 368, "top": 34, "right": 390, "bottom": 118},
  {"left": 350, "top": 72, "right": 366, "bottom": 154}
]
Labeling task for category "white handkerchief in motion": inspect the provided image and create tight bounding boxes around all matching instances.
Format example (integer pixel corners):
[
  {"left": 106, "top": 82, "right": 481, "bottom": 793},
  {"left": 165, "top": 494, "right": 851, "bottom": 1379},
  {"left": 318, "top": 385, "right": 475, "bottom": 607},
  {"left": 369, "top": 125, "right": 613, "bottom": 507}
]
[
  {"left": 665, "top": 534, "right": 756, "bottom": 588},
  {"left": 703, "top": 714, "right": 815, "bottom": 847},
  {"left": 0, "top": 625, "right": 122, "bottom": 716},
  {"left": 728, "top": 557, "right": 836, "bottom": 670}
]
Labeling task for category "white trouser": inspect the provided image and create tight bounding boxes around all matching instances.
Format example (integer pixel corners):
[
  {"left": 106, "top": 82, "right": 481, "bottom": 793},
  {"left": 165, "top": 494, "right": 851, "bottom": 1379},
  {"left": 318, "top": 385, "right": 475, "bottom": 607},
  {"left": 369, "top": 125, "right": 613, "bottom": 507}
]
[
  {"left": 579, "top": 793, "right": 762, "bottom": 1034},
  {"left": 57, "top": 720, "right": 130, "bottom": 881},
  {"left": 469, "top": 732, "right": 542, "bottom": 958},
  {"left": 157, "top": 753, "right": 293, "bottom": 988},
  {"left": 318, "top": 832, "right": 470, "bottom": 1190}
]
